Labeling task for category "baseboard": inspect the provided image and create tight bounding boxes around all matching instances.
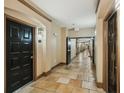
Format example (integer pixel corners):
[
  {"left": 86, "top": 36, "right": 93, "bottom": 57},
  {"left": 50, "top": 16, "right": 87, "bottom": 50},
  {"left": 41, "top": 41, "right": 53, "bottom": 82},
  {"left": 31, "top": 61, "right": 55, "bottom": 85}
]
[
  {"left": 51, "top": 62, "right": 66, "bottom": 70},
  {"left": 35, "top": 73, "right": 45, "bottom": 80},
  {"left": 43, "top": 62, "right": 66, "bottom": 76},
  {"left": 96, "top": 82, "right": 103, "bottom": 88},
  {"left": 35, "top": 62, "right": 66, "bottom": 78}
]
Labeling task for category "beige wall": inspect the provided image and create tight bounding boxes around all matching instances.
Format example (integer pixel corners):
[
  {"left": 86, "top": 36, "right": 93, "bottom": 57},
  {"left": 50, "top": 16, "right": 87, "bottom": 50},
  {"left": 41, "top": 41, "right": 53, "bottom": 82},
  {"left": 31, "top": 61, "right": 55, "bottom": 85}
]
[
  {"left": 36, "top": 27, "right": 45, "bottom": 77},
  {"left": 51, "top": 22, "right": 62, "bottom": 67},
  {"left": 5, "top": 0, "right": 62, "bottom": 77},
  {"left": 96, "top": 18, "right": 103, "bottom": 83},
  {"left": 61, "top": 28, "right": 68, "bottom": 63},
  {"left": 68, "top": 28, "right": 95, "bottom": 37}
]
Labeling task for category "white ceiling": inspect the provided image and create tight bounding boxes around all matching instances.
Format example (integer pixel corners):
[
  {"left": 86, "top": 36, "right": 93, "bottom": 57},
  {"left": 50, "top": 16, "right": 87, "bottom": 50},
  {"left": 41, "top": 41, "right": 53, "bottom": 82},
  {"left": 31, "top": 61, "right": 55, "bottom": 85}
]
[{"left": 30, "top": 0, "right": 98, "bottom": 28}]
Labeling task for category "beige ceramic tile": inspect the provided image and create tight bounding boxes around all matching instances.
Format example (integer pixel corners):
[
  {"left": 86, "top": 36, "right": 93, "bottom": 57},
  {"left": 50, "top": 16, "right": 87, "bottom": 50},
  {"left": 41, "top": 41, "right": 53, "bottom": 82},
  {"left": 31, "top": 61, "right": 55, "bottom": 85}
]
[
  {"left": 44, "top": 81, "right": 60, "bottom": 92},
  {"left": 55, "top": 69, "right": 69, "bottom": 74},
  {"left": 33, "top": 80, "right": 60, "bottom": 92},
  {"left": 56, "top": 84, "right": 73, "bottom": 93},
  {"left": 82, "top": 81, "right": 97, "bottom": 90},
  {"left": 14, "top": 87, "right": 46, "bottom": 93},
  {"left": 90, "top": 90, "right": 98, "bottom": 93},
  {"left": 32, "top": 81, "right": 48, "bottom": 88},
  {"left": 67, "top": 73, "right": 78, "bottom": 80},
  {"left": 56, "top": 77, "right": 70, "bottom": 84},
  {"left": 72, "top": 87, "right": 89, "bottom": 93},
  {"left": 68, "top": 79, "right": 81, "bottom": 87},
  {"left": 45, "top": 75, "right": 58, "bottom": 82},
  {"left": 14, "top": 50, "right": 98, "bottom": 93},
  {"left": 29, "top": 88, "right": 46, "bottom": 93},
  {"left": 45, "top": 91, "right": 55, "bottom": 93}
]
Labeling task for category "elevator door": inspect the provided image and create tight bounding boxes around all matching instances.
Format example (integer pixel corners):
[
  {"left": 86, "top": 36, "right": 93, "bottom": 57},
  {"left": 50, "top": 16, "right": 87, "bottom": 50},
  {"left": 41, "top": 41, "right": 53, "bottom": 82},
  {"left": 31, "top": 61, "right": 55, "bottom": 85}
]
[
  {"left": 108, "top": 12, "right": 117, "bottom": 93},
  {"left": 6, "top": 19, "right": 33, "bottom": 93}
]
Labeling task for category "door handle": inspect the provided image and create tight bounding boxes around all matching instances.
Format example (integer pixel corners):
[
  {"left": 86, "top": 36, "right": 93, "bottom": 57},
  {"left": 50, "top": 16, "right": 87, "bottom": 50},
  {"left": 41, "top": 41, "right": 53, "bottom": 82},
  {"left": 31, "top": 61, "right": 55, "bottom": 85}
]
[
  {"left": 68, "top": 50, "right": 71, "bottom": 51},
  {"left": 30, "top": 56, "right": 33, "bottom": 59},
  {"left": 115, "top": 66, "right": 117, "bottom": 69}
]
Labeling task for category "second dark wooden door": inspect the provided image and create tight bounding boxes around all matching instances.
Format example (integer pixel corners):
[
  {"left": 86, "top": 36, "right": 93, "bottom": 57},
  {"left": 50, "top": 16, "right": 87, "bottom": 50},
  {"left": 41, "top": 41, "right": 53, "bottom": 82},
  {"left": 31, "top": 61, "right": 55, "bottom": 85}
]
[{"left": 108, "top": 12, "right": 117, "bottom": 93}]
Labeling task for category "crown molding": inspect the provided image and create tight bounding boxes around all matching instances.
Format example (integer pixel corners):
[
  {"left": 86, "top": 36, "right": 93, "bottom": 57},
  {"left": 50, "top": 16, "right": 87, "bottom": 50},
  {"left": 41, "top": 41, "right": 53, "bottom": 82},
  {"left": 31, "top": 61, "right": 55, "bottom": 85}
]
[
  {"left": 18, "top": 0, "right": 52, "bottom": 22},
  {"left": 95, "top": 0, "right": 100, "bottom": 13}
]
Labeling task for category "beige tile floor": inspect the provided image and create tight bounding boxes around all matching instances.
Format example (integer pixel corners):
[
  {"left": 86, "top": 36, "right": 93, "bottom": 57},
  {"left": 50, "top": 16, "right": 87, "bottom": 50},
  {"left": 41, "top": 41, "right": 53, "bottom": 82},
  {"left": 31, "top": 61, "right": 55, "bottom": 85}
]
[{"left": 14, "top": 49, "right": 105, "bottom": 93}]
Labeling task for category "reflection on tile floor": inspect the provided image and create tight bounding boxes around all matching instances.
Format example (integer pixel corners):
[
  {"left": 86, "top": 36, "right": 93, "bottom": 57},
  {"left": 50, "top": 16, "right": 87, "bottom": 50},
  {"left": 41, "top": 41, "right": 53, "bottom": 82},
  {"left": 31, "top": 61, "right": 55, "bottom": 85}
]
[{"left": 14, "top": 50, "right": 105, "bottom": 93}]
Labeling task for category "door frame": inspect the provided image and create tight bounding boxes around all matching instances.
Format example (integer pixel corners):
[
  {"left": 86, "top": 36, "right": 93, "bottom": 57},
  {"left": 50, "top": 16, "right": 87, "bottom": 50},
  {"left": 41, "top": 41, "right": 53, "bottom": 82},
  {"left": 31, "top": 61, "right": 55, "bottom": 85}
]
[
  {"left": 66, "top": 37, "right": 71, "bottom": 65},
  {"left": 4, "top": 14, "right": 37, "bottom": 93},
  {"left": 103, "top": 2, "right": 120, "bottom": 93}
]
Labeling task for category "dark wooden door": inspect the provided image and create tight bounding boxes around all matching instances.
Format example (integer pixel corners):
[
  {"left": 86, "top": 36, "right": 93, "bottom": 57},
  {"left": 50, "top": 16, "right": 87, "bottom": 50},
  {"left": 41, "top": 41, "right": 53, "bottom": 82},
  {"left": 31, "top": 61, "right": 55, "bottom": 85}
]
[
  {"left": 66, "top": 37, "right": 71, "bottom": 65},
  {"left": 108, "top": 12, "right": 117, "bottom": 93},
  {"left": 6, "top": 19, "right": 33, "bottom": 93}
]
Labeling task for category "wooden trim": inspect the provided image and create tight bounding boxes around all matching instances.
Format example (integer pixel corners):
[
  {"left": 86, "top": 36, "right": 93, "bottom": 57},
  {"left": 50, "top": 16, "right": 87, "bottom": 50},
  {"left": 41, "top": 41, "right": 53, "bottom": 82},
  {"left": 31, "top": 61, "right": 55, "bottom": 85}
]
[
  {"left": 18, "top": 0, "right": 52, "bottom": 22},
  {"left": 95, "top": 0, "right": 100, "bottom": 13},
  {"left": 116, "top": 9, "right": 120, "bottom": 93},
  {"left": 96, "top": 82, "right": 103, "bottom": 88},
  {"left": 103, "top": 21, "right": 108, "bottom": 92},
  {"left": 43, "top": 71, "right": 51, "bottom": 77},
  {"left": 104, "top": 1, "right": 120, "bottom": 21},
  {"left": 35, "top": 73, "right": 45, "bottom": 80},
  {"left": 69, "top": 36, "right": 95, "bottom": 39},
  {"left": 5, "top": 14, "right": 35, "bottom": 28},
  {"left": 33, "top": 27, "right": 37, "bottom": 81},
  {"left": 4, "top": 14, "right": 37, "bottom": 93},
  {"left": 4, "top": 14, "right": 7, "bottom": 93}
]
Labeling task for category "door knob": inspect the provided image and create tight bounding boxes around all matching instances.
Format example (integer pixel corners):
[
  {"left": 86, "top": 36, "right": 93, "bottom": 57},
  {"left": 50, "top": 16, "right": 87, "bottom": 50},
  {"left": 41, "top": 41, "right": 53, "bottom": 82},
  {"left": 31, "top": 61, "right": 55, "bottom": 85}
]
[
  {"left": 30, "top": 56, "right": 33, "bottom": 59},
  {"left": 115, "top": 66, "right": 117, "bottom": 69}
]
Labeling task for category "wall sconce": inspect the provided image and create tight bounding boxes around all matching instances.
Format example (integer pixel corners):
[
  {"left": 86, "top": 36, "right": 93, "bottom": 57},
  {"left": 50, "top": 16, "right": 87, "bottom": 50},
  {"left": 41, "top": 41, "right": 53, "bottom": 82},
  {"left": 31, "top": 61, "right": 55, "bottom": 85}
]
[
  {"left": 38, "top": 27, "right": 43, "bottom": 43},
  {"left": 38, "top": 34, "right": 42, "bottom": 43}
]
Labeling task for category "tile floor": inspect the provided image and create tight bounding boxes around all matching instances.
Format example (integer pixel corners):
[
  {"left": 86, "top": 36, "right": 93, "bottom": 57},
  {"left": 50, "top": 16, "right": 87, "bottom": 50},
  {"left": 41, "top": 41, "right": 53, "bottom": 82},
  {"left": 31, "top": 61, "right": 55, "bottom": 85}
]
[{"left": 14, "top": 49, "right": 105, "bottom": 93}]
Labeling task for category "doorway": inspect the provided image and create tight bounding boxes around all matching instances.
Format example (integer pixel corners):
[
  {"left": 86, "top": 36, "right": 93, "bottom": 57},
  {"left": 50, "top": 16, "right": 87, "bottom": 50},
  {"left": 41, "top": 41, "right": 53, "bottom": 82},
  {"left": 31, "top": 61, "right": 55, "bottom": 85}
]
[
  {"left": 66, "top": 37, "right": 95, "bottom": 65},
  {"left": 5, "top": 17, "right": 35, "bottom": 93}
]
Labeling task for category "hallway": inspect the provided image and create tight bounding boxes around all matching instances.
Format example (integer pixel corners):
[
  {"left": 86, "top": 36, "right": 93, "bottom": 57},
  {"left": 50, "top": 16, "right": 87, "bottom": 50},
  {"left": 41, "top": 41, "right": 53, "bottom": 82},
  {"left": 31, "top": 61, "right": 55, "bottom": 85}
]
[
  {"left": 14, "top": 50, "right": 104, "bottom": 93},
  {"left": 3, "top": 0, "right": 120, "bottom": 93}
]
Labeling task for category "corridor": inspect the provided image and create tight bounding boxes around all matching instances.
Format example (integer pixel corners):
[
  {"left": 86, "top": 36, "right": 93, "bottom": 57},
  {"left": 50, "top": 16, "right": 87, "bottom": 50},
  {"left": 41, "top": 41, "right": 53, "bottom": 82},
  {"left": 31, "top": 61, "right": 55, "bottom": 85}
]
[
  {"left": 14, "top": 50, "right": 104, "bottom": 93},
  {"left": 4, "top": 0, "right": 120, "bottom": 93}
]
